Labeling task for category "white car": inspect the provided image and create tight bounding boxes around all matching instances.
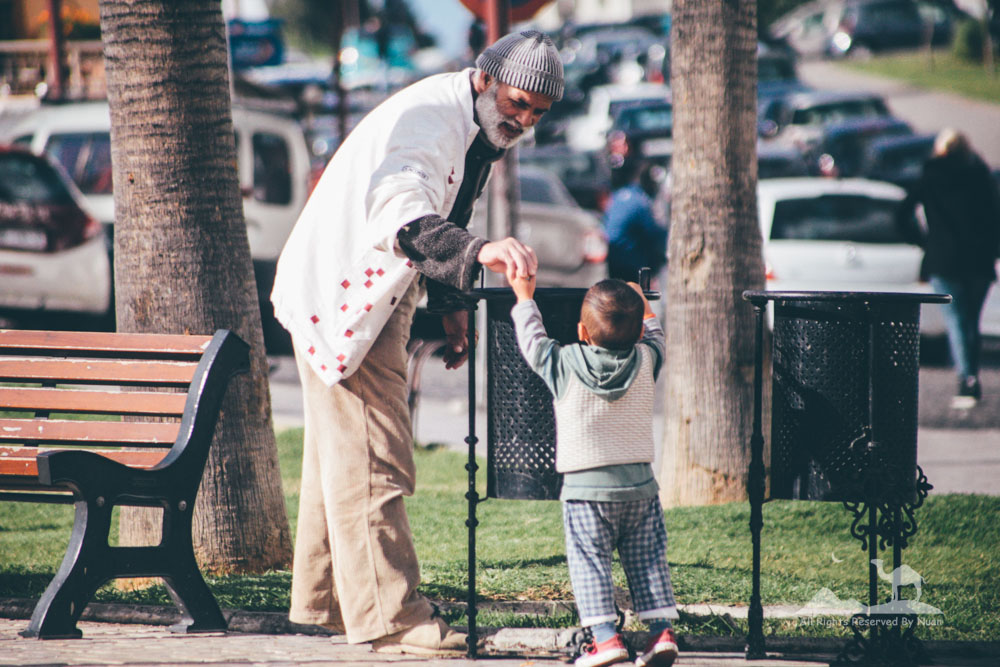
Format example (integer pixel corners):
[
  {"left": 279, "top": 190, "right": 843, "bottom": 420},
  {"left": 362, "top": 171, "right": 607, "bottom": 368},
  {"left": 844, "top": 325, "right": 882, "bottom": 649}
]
[
  {"left": 0, "top": 146, "right": 111, "bottom": 321},
  {"left": 758, "top": 177, "right": 1000, "bottom": 339},
  {"left": 3, "top": 101, "right": 311, "bottom": 267},
  {"left": 564, "top": 82, "right": 671, "bottom": 153},
  {"left": 3, "top": 101, "right": 312, "bottom": 350}
]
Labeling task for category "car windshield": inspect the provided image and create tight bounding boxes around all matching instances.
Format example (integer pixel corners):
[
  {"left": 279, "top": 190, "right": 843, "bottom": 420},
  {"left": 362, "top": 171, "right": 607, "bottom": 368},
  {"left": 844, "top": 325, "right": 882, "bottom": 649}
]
[
  {"left": 520, "top": 151, "right": 597, "bottom": 182},
  {"left": 46, "top": 132, "right": 113, "bottom": 195},
  {"left": 791, "top": 99, "right": 888, "bottom": 126},
  {"left": 770, "top": 194, "right": 904, "bottom": 243},
  {"left": 0, "top": 153, "right": 75, "bottom": 206},
  {"left": 868, "top": 142, "right": 932, "bottom": 180},
  {"left": 616, "top": 105, "right": 672, "bottom": 134},
  {"left": 608, "top": 98, "right": 661, "bottom": 119},
  {"left": 520, "top": 172, "right": 575, "bottom": 207}
]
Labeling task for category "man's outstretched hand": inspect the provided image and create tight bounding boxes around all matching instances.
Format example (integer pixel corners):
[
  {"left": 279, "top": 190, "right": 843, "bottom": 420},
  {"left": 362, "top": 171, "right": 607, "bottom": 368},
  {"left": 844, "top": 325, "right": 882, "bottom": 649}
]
[{"left": 478, "top": 237, "right": 537, "bottom": 285}]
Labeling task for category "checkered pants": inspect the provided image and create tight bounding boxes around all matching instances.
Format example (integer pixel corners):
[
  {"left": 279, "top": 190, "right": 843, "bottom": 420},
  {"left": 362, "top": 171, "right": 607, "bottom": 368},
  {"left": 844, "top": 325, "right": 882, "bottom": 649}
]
[{"left": 562, "top": 497, "right": 678, "bottom": 627}]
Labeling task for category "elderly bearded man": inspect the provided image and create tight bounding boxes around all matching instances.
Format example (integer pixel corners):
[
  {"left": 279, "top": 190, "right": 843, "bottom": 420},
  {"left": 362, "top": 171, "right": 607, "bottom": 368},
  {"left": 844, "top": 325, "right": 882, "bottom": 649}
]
[{"left": 271, "top": 30, "right": 564, "bottom": 656}]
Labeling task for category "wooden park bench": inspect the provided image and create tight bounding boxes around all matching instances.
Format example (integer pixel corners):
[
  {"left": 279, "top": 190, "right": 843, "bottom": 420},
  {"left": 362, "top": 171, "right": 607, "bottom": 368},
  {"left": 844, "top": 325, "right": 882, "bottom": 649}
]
[{"left": 0, "top": 328, "right": 250, "bottom": 639}]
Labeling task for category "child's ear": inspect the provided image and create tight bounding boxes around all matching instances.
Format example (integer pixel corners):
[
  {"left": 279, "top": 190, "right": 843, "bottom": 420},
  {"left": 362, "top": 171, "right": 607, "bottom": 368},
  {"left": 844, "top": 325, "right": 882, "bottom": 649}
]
[{"left": 577, "top": 321, "right": 590, "bottom": 344}]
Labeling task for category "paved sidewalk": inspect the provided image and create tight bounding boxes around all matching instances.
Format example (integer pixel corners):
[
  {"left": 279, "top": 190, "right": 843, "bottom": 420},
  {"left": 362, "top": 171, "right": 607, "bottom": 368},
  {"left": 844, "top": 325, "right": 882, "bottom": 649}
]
[
  {"left": 5, "top": 615, "right": 999, "bottom": 667},
  {"left": 0, "top": 616, "right": 826, "bottom": 667}
]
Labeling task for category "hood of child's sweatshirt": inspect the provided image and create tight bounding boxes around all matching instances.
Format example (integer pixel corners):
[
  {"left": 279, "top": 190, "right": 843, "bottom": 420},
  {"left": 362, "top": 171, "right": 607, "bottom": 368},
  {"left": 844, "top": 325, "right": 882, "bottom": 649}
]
[{"left": 564, "top": 343, "right": 643, "bottom": 401}]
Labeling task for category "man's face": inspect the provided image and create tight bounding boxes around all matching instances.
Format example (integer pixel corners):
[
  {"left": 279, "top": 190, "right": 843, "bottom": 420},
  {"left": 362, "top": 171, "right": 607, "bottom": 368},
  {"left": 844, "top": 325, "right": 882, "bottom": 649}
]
[{"left": 475, "top": 76, "right": 553, "bottom": 149}]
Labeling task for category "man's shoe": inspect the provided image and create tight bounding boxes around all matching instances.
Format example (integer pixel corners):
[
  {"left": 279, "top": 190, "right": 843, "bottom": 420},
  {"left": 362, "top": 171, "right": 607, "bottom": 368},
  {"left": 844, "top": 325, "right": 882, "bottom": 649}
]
[
  {"left": 635, "top": 627, "right": 679, "bottom": 667},
  {"left": 371, "top": 617, "right": 467, "bottom": 656},
  {"left": 575, "top": 633, "right": 630, "bottom": 667}
]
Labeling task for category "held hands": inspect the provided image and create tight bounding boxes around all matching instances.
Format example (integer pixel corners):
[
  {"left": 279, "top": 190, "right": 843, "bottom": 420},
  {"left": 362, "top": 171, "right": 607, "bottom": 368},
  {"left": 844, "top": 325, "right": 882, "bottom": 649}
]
[
  {"left": 511, "top": 272, "right": 536, "bottom": 303},
  {"left": 477, "top": 237, "right": 538, "bottom": 285},
  {"left": 626, "top": 281, "right": 656, "bottom": 319}
]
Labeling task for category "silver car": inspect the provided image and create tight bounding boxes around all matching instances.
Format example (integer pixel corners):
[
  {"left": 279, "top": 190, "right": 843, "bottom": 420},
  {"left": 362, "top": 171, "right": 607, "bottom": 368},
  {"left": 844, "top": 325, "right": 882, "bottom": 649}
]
[{"left": 475, "top": 165, "right": 608, "bottom": 289}]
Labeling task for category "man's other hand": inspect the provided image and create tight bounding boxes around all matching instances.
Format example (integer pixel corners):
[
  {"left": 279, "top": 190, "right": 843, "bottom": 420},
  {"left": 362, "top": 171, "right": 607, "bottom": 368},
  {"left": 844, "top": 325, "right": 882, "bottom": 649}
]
[{"left": 441, "top": 310, "right": 471, "bottom": 370}]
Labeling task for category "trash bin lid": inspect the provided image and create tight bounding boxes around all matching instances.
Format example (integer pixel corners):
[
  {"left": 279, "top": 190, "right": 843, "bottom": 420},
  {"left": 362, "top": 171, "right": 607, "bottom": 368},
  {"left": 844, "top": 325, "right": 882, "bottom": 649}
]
[{"left": 742, "top": 290, "right": 951, "bottom": 306}]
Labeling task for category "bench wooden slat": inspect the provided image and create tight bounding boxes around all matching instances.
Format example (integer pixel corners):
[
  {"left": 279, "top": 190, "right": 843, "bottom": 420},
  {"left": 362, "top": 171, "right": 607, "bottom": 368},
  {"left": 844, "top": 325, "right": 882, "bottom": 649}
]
[
  {"left": 0, "top": 447, "right": 167, "bottom": 479},
  {"left": 0, "top": 386, "right": 187, "bottom": 416},
  {"left": 0, "top": 358, "right": 198, "bottom": 385},
  {"left": 0, "top": 419, "right": 179, "bottom": 446},
  {"left": 0, "top": 330, "right": 213, "bottom": 357}
]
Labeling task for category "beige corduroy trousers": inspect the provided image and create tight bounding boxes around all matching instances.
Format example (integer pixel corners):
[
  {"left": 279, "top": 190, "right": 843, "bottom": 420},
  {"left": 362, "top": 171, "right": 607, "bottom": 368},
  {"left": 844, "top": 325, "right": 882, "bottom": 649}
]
[{"left": 289, "top": 281, "right": 433, "bottom": 644}]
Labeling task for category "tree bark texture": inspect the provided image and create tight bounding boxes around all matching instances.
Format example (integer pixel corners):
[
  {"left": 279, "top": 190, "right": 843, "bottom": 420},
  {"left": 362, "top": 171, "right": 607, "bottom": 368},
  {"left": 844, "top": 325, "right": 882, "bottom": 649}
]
[
  {"left": 99, "top": 0, "right": 292, "bottom": 572},
  {"left": 660, "top": 0, "right": 765, "bottom": 506}
]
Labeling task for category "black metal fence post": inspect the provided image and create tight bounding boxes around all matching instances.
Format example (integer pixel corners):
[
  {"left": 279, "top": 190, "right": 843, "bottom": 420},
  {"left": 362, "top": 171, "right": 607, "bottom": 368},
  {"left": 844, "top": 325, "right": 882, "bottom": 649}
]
[
  {"left": 747, "top": 298, "right": 767, "bottom": 660},
  {"left": 465, "top": 304, "right": 480, "bottom": 659}
]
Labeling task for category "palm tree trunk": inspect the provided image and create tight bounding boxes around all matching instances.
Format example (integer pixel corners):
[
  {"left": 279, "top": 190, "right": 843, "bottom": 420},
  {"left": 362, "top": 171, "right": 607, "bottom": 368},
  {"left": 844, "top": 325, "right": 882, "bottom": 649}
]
[
  {"left": 99, "top": 0, "right": 292, "bottom": 572},
  {"left": 660, "top": 0, "right": 765, "bottom": 506}
]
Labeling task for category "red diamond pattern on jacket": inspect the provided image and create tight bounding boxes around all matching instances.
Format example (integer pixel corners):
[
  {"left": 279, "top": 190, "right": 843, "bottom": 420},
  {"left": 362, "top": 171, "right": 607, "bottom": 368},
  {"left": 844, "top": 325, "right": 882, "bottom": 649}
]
[
  {"left": 337, "top": 353, "right": 346, "bottom": 362},
  {"left": 364, "top": 280, "right": 373, "bottom": 288},
  {"left": 310, "top": 315, "right": 320, "bottom": 324},
  {"left": 338, "top": 364, "right": 347, "bottom": 373},
  {"left": 376, "top": 268, "right": 385, "bottom": 276},
  {"left": 320, "top": 364, "right": 327, "bottom": 371},
  {"left": 345, "top": 329, "right": 354, "bottom": 338},
  {"left": 364, "top": 303, "right": 373, "bottom": 312},
  {"left": 341, "top": 303, "right": 349, "bottom": 312},
  {"left": 365, "top": 268, "right": 374, "bottom": 277},
  {"left": 308, "top": 346, "right": 315, "bottom": 355},
  {"left": 341, "top": 279, "right": 350, "bottom": 289}
]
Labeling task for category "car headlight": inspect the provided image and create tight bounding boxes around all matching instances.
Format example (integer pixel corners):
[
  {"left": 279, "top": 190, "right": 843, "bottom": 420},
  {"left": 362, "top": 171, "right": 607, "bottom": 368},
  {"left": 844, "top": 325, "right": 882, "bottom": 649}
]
[{"left": 831, "top": 31, "right": 852, "bottom": 54}]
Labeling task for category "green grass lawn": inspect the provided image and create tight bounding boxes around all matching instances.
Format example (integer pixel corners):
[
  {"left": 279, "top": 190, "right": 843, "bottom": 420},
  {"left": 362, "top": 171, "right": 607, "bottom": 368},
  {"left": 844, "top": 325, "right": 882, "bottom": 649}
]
[
  {"left": 1, "top": 427, "right": 997, "bottom": 641},
  {"left": 841, "top": 50, "right": 1000, "bottom": 105}
]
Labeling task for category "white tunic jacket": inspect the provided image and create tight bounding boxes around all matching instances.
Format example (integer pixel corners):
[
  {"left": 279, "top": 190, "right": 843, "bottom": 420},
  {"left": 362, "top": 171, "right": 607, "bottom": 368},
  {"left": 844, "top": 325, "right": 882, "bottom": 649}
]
[{"left": 271, "top": 70, "right": 482, "bottom": 386}]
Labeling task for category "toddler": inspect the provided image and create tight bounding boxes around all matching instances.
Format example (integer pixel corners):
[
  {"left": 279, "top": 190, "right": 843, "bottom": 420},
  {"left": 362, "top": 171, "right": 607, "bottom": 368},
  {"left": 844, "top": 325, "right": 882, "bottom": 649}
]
[{"left": 510, "top": 276, "right": 679, "bottom": 667}]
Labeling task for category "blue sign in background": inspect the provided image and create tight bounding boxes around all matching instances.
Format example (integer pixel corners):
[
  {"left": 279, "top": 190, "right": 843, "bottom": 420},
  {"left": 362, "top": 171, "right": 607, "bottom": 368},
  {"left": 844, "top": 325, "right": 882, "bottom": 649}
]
[{"left": 228, "top": 19, "right": 286, "bottom": 70}]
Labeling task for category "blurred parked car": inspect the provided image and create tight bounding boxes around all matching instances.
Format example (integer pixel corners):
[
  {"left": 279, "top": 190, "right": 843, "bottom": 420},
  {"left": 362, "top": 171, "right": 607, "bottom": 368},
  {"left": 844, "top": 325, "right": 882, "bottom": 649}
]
[
  {"left": 807, "top": 116, "right": 914, "bottom": 177},
  {"left": 0, "top": 146, "right": 111, "bottom": 325},
  {"left": 518, "top": 144, "right": 612, "bottom": 213},
  {"left": 768, "top": 0, "right": 963, "bottom": 59},
  {"left": 758, "top": 143, "right": 813, "bottom": 179},
  {"left": 473, "top": 165, "right": 608, "bottom": 288},
  {"left": 758, "top": 176, "right": 1000, "bottom": 338},
  {"left": 2, "top": 101, "right": 311, "bottom": 352},
  {"left": 854, "top": 132, "right": 935, "bottom": 190},
  {"left": 564, "top": 82, "right": 670, "bottom": 152},
  {"left": 604, "top": 96, "right": 673, "bottom": 171},
  {"left": 759, "top": 89, "right": 893, "bottom": 154}
]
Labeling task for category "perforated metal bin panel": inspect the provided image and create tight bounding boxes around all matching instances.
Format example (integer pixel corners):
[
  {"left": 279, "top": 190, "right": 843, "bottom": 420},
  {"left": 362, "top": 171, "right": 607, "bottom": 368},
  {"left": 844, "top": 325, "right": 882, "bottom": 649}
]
[
  {"left": 479, "top": 288, "right": 588, "bottom": 500},
  {"left": 769, "top": 295, "right": 924, "bottom": 502}
]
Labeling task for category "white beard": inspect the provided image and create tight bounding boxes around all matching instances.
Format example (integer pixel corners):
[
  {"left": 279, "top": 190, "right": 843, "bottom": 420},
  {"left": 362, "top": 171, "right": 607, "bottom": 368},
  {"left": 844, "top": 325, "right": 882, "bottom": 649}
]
[{"left": 475, "top": 84, "right": 525, "bottom": 149}]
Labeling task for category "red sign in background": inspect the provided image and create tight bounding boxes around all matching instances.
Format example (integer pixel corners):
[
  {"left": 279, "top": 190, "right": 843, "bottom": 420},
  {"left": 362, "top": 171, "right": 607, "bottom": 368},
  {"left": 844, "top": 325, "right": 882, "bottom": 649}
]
[{"left": 458, "top": 0, "right": 554, "bottom": 23}]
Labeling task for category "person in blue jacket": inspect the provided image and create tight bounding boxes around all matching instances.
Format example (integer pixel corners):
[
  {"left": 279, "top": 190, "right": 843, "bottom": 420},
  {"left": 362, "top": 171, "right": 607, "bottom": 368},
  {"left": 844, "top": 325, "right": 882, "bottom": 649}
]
[{"left": 604, "top": 158, "right": 668, "bottom": 283}]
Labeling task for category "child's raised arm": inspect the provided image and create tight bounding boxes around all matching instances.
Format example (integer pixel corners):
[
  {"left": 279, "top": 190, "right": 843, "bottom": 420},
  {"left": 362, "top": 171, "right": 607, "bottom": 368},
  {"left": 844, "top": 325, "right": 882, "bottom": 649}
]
[
  {"left": 511, "top": 273, "right": 537, "bottom": 303},
  {"left": 626, "top": 281, "right": 656, "bottom": 320}
]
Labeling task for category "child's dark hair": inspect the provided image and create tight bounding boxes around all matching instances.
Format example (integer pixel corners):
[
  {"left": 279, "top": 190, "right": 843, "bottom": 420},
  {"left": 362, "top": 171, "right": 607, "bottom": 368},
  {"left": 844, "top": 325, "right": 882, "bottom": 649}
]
[{"left": 580, "top": 279, "right": 644, "bottom": 350}]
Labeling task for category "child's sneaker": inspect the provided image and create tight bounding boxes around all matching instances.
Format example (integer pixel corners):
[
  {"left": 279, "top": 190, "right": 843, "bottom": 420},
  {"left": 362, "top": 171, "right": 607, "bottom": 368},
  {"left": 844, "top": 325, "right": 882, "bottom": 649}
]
[
  {"left": 634, "top": 627, "right": 679, "bottom": 667},
  {"left": 575, "top": 633, "right": 630, "bottom": 667}
]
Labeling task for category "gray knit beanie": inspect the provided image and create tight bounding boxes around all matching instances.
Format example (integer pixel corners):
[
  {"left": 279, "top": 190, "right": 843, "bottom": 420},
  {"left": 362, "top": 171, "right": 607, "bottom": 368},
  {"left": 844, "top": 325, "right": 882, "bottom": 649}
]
[{"left": 476, "top": 30, "right": 564, "bottom": 101}]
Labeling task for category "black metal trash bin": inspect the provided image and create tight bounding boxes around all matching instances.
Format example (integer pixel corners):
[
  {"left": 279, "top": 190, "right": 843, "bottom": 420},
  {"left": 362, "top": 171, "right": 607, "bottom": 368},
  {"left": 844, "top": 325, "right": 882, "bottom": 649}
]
[
  {"left": 475, "top": 287, "right": 589, "bottom": 500},
  {"left": 760, "top": 291, "right": 949, "bottom": 503}
]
